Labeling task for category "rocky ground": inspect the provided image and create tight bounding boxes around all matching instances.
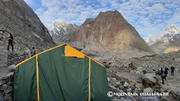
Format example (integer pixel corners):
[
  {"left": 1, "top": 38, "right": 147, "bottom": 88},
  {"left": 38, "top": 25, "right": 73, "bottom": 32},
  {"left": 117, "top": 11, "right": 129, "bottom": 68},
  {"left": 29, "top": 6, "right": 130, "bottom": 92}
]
[
  {"left": 100, "top": 50, "right": 180, "bottom": 101},
  {"left": 1, "top": 49, "right": 180, "bottom": 101},
  {"left": 0, "top": 50, "right": 30, "bottom": 101}
]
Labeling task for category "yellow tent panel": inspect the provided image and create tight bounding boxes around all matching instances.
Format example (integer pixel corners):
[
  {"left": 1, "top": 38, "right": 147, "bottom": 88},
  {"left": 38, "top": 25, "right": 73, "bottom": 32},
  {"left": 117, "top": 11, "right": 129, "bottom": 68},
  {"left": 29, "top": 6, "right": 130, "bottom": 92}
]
[{"left": 65, "top": 45, "right": 85, "bottom": 58}]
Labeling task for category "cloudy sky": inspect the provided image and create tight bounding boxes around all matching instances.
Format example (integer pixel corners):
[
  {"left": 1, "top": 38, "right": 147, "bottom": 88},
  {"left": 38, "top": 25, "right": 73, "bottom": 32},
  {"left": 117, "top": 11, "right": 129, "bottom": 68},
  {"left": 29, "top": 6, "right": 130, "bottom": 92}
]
[{"left": 24, "top": 0, "right": 180, "bottom": 39}]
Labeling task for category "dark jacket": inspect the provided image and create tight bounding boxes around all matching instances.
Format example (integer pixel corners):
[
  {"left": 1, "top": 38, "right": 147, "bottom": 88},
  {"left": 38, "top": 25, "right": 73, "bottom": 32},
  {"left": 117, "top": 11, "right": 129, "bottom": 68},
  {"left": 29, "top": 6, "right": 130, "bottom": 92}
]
[
  {"left": 171, "top": 66, "right": 175, "bottom": 71},
  {"left": 164, "top": 70, "right": 168, "bottom": 74}
]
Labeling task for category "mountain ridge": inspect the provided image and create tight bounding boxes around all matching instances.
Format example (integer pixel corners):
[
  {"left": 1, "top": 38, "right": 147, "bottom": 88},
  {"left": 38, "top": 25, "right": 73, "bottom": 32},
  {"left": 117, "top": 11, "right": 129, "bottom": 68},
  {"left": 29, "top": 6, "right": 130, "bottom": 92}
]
[
  {"left": 50, "top": 10, "right": 153, "bottom": 59},
  {"left": 147, "top": 24, "right": 180, "bottom": 54}
]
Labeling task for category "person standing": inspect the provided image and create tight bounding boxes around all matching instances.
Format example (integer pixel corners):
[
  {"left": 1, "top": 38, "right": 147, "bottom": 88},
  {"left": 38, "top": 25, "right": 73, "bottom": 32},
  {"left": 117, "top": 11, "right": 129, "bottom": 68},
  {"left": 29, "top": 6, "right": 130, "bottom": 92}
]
[
  {"left": 31, "top": 47, "right": 36, "bottom": 57},
  {"left": 7, "top": 33, "right": 14, "bottom": 51},
  {"left": 171, "top": 66, "right": 175, "bottom": 76}
]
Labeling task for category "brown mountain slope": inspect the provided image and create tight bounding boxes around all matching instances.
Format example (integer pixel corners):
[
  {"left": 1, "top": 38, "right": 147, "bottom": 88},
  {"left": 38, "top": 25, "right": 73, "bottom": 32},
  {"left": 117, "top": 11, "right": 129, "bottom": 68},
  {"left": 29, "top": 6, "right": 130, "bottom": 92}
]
[
  {"left": 71, "top": 10, "right": 153, "bottom": 53},
  {"left": 163, "top": 37, "right": 180, "bottom": 53}
]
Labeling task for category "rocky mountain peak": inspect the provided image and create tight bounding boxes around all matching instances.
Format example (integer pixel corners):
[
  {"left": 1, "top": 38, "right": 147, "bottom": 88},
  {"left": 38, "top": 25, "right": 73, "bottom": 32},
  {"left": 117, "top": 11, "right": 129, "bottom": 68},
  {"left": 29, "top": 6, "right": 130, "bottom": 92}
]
[
  {"left": 53, "top": 19, "right": 67, "bottom": 27},
  {"left": 165, "top": 23, "right": 180, "bottom": 35},
  {"left": 48, "top": 19, "right": 79, "bottom": 44},
  {"left": 96, "top": 10, "right": 128, "bottom": 25},
  {"left": 148, "top": 24, "right": 180, "bottom": 54},
  {"left": 56, "top": 10, "right": 153, "bottom": 59}
]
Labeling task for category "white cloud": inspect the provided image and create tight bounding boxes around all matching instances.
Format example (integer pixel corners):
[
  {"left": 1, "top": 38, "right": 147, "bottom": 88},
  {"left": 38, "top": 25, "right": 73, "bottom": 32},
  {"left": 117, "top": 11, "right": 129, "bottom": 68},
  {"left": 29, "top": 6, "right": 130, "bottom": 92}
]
[
  {"left": 35, "top": 8, "right": 44, "bottom": 15},
  {"left": 26, "top": 0, "right": 180, "bottom": 40},
  {"left": 24, "top": 0, "right": 34, "bottom": 5}
]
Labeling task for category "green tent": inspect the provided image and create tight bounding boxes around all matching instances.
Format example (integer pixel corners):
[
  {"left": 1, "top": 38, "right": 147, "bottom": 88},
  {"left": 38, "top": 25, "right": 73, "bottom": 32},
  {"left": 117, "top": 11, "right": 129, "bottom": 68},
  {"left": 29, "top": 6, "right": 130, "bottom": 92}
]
[{"left": 14, "top": 44, "right": 110, "bottom": 101}]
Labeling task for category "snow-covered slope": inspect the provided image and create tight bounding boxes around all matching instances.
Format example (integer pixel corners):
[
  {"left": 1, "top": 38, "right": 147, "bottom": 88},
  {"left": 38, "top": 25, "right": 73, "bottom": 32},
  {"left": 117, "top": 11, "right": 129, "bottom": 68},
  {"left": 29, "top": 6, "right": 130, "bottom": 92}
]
[
  {"left": 146, "top": 24, "right": 180, "bottom": 54},
  {"left": 48, "top": 19, "right": 79, "bottom": 44}
]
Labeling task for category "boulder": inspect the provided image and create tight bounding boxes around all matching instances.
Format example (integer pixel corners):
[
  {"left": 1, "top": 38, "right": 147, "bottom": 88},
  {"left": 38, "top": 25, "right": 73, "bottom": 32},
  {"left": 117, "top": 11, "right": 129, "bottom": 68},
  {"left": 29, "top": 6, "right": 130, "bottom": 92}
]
[
  {"left": 131, "top": 60, "right": 136, "bottom": 68},
  {"left": 143, "top": 69, "right": 154, "bottom": 74},
  {"left": 115, "top": 81, "right": 121, "bottom": 86},
  {"left": 136, "top": 77, "right": 142, "bottom": 83},
  {"left": 126, "top": 88, "right": 132, "bottom": 92},
  {"left": 4, "top": 86, "right": 12, "bottom": 94},
  {"left": 135, "top": 83, "right": 143, "bottom": 88},
  {"left": 123, "top": 82, "right": 129, "bottom": 88},
  {"left": 109, "top": 78, "right": 117, "bottom": 84},
  {"left": 7, "top": 64, "right": 15, "bottom": 72},
  {"left": 142, "top": 73, "right": 157, "bottom": 85},
  {"left": 134, "top": 87, "right": 142, "bottom": 92},
  {"left": 129, "top": 82, "right": 135, "bottom": 88},
  {"left": 143, "top": 87, "right": 153, "bottom": 93},
  {"left": 0, "top": 84, "right": 8, "bottom": 91},
  {"left": 5, "top": 72, "right": 14, "bottom": 78}
]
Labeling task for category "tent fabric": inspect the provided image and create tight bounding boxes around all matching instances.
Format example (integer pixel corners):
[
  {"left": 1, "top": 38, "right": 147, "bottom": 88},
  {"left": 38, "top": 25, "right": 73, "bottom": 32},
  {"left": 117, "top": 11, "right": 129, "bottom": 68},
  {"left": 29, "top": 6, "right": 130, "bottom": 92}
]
[
  {"left": 14, "top": 56, "right": 37, "bottom": 101},
  {"left": 65, "top": 45, "right": 85, "bottom": 58},
  {"left": 14, "top": 44, "right": 110, "bottom": 101},
  {"left": 90, "top": 60, "right": 109, "bottom": 101}
]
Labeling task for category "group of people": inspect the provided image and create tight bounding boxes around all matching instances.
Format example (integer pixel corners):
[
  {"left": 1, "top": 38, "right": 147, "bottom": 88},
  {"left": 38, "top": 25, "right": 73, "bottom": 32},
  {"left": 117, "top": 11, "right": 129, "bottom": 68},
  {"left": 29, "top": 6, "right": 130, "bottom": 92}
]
[{"left": 161, "top": 66, "right": 175, "bottom": 84}]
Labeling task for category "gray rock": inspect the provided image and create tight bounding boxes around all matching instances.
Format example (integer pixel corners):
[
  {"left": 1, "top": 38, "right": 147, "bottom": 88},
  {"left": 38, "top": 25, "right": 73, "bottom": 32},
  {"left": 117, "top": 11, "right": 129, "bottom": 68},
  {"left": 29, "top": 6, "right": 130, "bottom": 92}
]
[
  {"left": 129, "top": 82, "right": 135, "bottom": 88},
  {"left": 4, "top": 86, "right": 12, "bottom": 94},
  {"left": 115, "top": 81, "right": 121, "bottom": 86},
  {"left": 113, "top": 98, "right": 133, "bottom": 101},
  {"left": 143, "top": 69, "right": 154, "bottom": 73},
  {"left": 135, "top": 97, "right": 159, "bottom": 101},
  {"left": 126, "top": 88, "right": 132, "bottom": 92},
  {"left": 7, "top": 64, "right": 15, "bottom": 72},
  {"left": 143, "top": 87, "right": 153, "bottom": 93},
  {"left": 135, "top": 83, "right": 143, "bottom": 88},
  {"left": 0, "top": 81, "right": 3, "bottom": 86},
  {"left": 5, "top": 72, "right": 14, "bottom": 78},
  {"left": 0, "top": 92, "right": 5, "bottom": 101},
  {"left": 142, "top": 73, "right": 157, "bottom": 84},
  {"left": 0, "top": 84, "right": 8, "bottom": 91},
  {"left": 136, "top": 77, "right": 142, "bottom": 83},
  {"left": 124, "top": 82, "right": 129, "bottom": 88}
]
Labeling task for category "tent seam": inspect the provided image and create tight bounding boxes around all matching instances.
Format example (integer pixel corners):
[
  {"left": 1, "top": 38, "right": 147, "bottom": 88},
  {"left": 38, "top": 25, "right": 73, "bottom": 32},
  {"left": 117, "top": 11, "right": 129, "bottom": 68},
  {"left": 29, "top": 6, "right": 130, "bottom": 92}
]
[
  {"left": 88, "top": 58, "right": 91, "bottom": 101},
  {"left": 36, "top": 55, "right": 40, "bottom": 101}
]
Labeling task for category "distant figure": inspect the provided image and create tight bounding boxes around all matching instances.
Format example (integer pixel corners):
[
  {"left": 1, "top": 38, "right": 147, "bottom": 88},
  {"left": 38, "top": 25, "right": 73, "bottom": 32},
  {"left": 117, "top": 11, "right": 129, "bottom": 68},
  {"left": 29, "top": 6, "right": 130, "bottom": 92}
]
[
  {"left": 161, "top": 74, "right": 166, "bottom": 84},
  {"left": 171, "top": 66, "right": 175, "bottom": 76},
  {"left": 161, "top": 67, "right": 164, "bottom": 75},
  {"left": 7, "top": 33, "right": 14, "bottom": 51},
  {"left": 164, "top": 67, "right": 169, "bottom": 80},
  {"left": 164, "top": 67, "right": 169, "bottom": 76},
  {"left": 31, "top": 47, "right": 36, "bottom": 57}
]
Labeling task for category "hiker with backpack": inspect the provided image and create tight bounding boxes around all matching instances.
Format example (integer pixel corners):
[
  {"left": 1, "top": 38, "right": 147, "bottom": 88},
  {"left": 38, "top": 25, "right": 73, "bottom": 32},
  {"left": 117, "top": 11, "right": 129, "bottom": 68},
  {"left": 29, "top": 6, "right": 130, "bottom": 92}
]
[{"left": 7, "top": 32, "right": 14, "bottom": 51}]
